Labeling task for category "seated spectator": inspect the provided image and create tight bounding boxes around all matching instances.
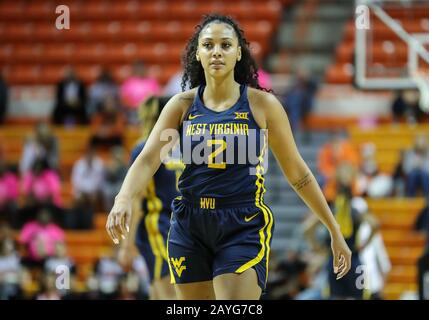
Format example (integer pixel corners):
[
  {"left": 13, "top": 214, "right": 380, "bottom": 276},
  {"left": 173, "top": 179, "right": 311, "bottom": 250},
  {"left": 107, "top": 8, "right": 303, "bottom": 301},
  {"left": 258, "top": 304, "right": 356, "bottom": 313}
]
[
  {"left": 44, "top": 242, "right": 76, "bottom": 275},
  {"left": 52, "top": 66, "right": 87, "bottom": 125},
  {"left": 0, "top": 158, "right": 19, "bottom": 227},
  {"left": 356, "top": 143, "right": 393, "bottom": 198},
  {"left": 44, "top": 242, "right": 76, "bottom": 298},
  {"left": 71, "top": 145, "right": 104, "bottom": 206},
  {"left": 116, "top": 273, "right": 139, "bottom": 300},
  {"left": 20, "top": 208, "right": 65, "bottom": 269},
  {"left": 402, "top": 134, "right": 429, "bottom": 197},
  {"left": 68, "top": 146, "right": 104, "bottom": 229},
  {"left": 20, "top": 121, "right": 59, "bottom": 175},
  {"left": 391, "top": 89, "right": 425, "bottom": 125},
  {"left": 0, "top": 222, "right": 23, "bottom": 300},
  {"left": 21, "top": 158, "right": 62, "bottom": 208},
  {"left": 89, "top": 95, "right": 126, "bottom": 150},
  {"left": 36, "top": 271, "right": 61, "bottom": 300},
  {"left": 355, "top": 197, "right": 391, "bottom": 300},
  {"left": 120, "top": 60, "right": 161, "bottom": 124},
  {"left": 87, "top": 68, "right": 119, "bottom": 117},
  {"left": 101, "top": 146, "right": 127, "bottom": 211},
  {"left": 318, "top": 132, "right": 360, "bottom": 203},
  {"left": 92, "top": 248, "right": 124, "bottom": 300}
]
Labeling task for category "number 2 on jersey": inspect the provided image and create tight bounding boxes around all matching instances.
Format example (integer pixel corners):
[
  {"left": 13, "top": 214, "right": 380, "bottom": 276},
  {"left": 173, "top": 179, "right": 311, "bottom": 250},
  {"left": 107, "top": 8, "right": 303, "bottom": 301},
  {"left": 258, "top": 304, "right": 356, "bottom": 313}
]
[{"left": 207, "top": 139, "right": 227, "bottom": 169}]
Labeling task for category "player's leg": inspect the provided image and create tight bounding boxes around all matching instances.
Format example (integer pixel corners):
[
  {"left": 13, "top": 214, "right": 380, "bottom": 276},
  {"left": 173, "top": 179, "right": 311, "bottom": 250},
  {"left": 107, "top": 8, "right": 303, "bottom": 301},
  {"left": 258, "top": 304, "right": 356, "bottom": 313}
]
[
  {"left": 211, "top": 205, "right": 274, "bottom": 300},
  {"left": 174, "top": 281, "right": 216, "bottom": 300},
  {"left": 152, "top": 275, "right": 176, "bottom": 300},
  {"left": 213, "top": 268, "right": 261, "bottom": 300},
  {"left": 167, "top": 198, "right": 216, "bottom": 300}
]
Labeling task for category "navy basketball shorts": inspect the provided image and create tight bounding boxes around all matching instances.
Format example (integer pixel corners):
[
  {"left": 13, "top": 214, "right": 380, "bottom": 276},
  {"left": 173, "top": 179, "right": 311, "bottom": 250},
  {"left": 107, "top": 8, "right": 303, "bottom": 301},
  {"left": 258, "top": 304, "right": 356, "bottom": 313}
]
[
  {"left": 167, "top": 196, "right": 275, "bottom": 291},
  {"left": 135, "top": 211, "right": 171, "bottom": 282}
]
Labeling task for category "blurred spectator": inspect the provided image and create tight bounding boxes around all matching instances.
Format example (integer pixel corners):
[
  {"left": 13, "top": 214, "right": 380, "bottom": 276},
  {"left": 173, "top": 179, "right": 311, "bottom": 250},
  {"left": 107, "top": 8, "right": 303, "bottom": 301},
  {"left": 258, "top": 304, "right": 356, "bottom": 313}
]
[
  {"left": 71, "top": 145, "right": 104, "bottom": 207},
  {"left": 52, "top": 66, "right": 87, "bottom": 125},
  {"left": 0, "top": 157, "right": 19, "bottom": 227},
  {"left": 89, "top": 95, "right": 126, "bottom": 150},
  {"left": 356, "top": 143, "right": 393, "bottom": 198},
  {"left": 265, "top": 250, "right": 308, "bottom": 300},
  {"left": 318, "top": 132, "right": 360, "bottom": 203},
  {"left": 43, "top": 242, "right": 77, "bottom": 298},
  {"left": 391, "top": 89, "right": 425, "bottom": 125},
  {"left": 68, "top": 145, "right": 104, "bottom": 229},
  {"left": 305, "top": 164, "right": 379, "bottom": 299},
  {"left": 298, "top": 213, "right": 331, "bottom": 300},
  {"left": 87, "top": 69, "right": 119, "bottom": 117},
  {"left": 92, "top": 248, "right": 124, "bottom": 300},
  {"left": 20, "top": 122, "right": 59, "bottom": 175},
  {"left": 0, "top": 222, "right": 23, "bottom": 300},
  {"left": 36, "top": 271, "right": 61, "bottom": 300},
  {"left": 163, "top": 70, "right": 190, "bottom": 96},
  {"left": 131, "top": 255, "right": 150, "bottom": 300},
  {"left": 101, "top": 146, "right": 127, "bottom": 211},
  {"left": 0, "top": 71, "right": 8, "bottom": 124},
  {"left": 392, "top": 150, "right": 407, "bottom": 197},
  {"left": 20, "top": 208, "right": 65, "bottom": 269},
  {"left": 327, "top": 164, "right": 379, "bottom": 299},
  {"left": 354, "top": 197, "right": 390, "bottom": 300},
  {"left": 402, "top": 134, "right": 429, "bottom": 197},
  {"left": 282, "top": 68, "right": 318, "bottom": 133},
  {"left": 120, "top": 60, "right": 161, "bottom": 124},
  {"left": 21, "top": 158, "right": 62, "bottom": 208},
  {"left": 44, "top": 242, "right": 76, "bottom": 275},
  {"left": 414, "top": 197, "right": 429, "bottom": 300},
  {"left": 116, "top": 273, "right": 139, "bottom": 300}
]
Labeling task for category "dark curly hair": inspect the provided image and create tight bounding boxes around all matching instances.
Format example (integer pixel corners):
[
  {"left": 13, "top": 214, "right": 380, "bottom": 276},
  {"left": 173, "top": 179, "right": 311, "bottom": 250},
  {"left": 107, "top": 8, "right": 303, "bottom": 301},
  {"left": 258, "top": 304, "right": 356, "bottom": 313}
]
[{"left": 181, "top": 14, "right": 271, "bottom": 93}]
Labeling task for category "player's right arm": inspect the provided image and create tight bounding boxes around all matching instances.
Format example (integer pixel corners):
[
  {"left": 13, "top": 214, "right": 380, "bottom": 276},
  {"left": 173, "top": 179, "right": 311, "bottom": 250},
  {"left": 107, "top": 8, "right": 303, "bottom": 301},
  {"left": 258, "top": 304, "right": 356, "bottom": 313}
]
[{"left": 106, "top": 91, "right": 194, "bottom": 244}]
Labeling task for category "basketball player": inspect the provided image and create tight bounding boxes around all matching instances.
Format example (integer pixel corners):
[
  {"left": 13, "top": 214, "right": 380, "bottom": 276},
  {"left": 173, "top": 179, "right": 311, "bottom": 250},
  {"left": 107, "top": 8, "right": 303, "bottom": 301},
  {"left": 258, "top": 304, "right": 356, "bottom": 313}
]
[
  {"left": 117, "top": 96, "right": 181, "bottom": 300},
  {"left": 107, "top": 14, "right": 351, "bottom": 300}
]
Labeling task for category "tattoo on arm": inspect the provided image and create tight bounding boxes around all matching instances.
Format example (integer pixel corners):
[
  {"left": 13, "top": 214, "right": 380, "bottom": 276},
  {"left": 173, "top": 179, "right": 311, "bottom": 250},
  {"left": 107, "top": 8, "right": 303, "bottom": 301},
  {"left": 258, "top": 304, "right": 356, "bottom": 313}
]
[{"left": 292, "top": 172, "right": 312, "bottom": 191}]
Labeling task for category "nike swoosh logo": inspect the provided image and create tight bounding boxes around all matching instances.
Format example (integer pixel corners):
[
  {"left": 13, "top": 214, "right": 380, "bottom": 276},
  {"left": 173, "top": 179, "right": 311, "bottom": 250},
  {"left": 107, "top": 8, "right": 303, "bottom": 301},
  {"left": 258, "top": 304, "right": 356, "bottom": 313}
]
[
  {"left": 244, "top": 212, "right": 260, "bottom": 222},
  {"left": 188, "top": 114, "right": 204, "bottom": 120}
]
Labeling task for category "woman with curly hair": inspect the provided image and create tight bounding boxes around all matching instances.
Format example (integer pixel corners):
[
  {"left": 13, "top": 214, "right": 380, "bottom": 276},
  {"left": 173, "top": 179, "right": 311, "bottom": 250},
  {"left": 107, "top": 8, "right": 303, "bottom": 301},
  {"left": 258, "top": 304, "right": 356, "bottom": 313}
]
[{"left": 106, "top": 14, "right": 351, "bottom": 300}]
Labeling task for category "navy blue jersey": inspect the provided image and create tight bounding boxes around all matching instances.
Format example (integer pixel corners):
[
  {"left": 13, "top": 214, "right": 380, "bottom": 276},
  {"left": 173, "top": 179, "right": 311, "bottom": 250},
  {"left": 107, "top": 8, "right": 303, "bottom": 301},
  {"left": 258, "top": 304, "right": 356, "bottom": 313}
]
[
  {"left": 130, "top": 142, "right": 183, "bottom": 281},
  {"left": 178, "top": 84, "right": 266, "bottom": 207},
  {"left": 130, "top": 142, "right": 182, "bottom": 216}
]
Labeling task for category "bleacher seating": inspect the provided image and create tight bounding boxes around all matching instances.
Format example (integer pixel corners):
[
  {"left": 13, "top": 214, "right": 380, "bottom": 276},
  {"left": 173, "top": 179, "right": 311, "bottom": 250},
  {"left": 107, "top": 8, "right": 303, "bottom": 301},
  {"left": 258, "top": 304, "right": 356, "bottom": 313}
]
[
  {"left": 0, "top": 0, "right": 287, "bottom": 85},
  {"left": 350, "top": 125, "right": 427, "bottom": 299}
]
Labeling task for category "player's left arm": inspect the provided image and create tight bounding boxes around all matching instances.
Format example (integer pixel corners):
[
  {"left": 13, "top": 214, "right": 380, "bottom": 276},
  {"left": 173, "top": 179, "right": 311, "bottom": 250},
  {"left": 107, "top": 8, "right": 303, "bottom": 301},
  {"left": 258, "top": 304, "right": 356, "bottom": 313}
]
[{"left": 260, "top": 92, "right": 352, "bottom": 279}]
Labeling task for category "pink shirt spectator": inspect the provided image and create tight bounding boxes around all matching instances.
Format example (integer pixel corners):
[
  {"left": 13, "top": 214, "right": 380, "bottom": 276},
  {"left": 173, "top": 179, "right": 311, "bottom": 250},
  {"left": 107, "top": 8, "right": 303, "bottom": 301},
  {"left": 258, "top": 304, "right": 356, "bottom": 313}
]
[
  {"left": 258, "top": 69, "right": 272, "bottom": 90},
  {"left": 20, "top": 222, "right": 65, "bottom": 261},
  {"left": 120, "top": 77, "right": 161, "bottom": 109},
  {"left": 22, "top": 170, "right": 62, "bottom": 207},
  {"left": 0, "top": 172, "right": 19, "bottom": 206}
]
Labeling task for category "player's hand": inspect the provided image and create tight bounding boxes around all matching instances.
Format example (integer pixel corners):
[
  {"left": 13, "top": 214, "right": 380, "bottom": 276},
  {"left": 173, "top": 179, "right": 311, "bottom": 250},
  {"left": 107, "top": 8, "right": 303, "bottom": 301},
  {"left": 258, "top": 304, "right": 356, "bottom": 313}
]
[
  {"left": 106, "top": 196, "right": 131, "bottom": 244},
  {"left": 330, "top": 231, "right": 352, "bottom": 280}
]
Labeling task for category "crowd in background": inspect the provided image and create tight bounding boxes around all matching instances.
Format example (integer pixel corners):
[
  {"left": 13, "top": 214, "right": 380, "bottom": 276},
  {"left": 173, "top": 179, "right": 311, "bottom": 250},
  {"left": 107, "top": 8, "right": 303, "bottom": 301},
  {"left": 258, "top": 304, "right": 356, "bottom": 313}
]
[{"left": 1, "top": 60, "right": 429, "bottom": 300}]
